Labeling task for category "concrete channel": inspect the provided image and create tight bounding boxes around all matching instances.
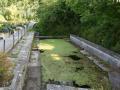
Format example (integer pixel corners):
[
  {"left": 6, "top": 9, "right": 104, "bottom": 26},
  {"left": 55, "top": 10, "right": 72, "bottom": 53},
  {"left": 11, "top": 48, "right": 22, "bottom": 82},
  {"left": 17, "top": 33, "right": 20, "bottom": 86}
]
[{"left": 23, "top": 51, "right": 41, "bottom": 90}]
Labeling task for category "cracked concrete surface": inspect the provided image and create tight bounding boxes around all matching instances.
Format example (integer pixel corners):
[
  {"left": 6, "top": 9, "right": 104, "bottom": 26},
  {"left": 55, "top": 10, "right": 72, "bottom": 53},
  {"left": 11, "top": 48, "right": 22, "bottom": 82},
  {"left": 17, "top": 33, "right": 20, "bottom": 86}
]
[{"left": 23, "top": 51, "right": 41, "bottom": 90}]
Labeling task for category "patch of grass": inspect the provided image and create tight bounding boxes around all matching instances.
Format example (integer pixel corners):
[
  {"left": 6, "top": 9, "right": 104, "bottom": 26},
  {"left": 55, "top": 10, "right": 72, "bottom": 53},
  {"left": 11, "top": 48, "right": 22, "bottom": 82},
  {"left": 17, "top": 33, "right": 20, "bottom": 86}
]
[
  {"left": 0, "top": 52, "right": 13, "bottom": 87},
  {"left": 38, "top": 39, "right": 111, "bottom": 90},
  {"left": 10, "top": 52, "right": 19, "bottom": 58},
  {"left": 32, "top": 39, "right": 39, "bottom": 49},
  {"left": 99, "top": 60, "right": 111, "bottom": 69}
]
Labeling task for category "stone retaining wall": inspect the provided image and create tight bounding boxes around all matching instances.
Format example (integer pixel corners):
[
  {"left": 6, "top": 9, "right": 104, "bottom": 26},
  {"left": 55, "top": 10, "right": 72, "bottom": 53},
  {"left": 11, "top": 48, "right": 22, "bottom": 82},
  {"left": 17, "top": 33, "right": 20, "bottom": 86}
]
[
  {"left": 35, "top": 36, "right": 68, "bottom": 39},
  {"left": 0, "top": 33, "right": 34, "bottom": 90},
  {"left": 70, "top": 34, "right": 120, "bottom": 71}
]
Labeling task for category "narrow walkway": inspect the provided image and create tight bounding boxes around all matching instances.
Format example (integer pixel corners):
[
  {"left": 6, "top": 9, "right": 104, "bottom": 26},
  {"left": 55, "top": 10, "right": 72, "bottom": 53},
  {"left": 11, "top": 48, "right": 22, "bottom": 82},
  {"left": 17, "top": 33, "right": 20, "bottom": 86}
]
[
  {"left": 9, "top": 32, "right": 34, "bottom": 90},
  {"left": 23, "top": 51, "right": 41, "bottom": 90}
]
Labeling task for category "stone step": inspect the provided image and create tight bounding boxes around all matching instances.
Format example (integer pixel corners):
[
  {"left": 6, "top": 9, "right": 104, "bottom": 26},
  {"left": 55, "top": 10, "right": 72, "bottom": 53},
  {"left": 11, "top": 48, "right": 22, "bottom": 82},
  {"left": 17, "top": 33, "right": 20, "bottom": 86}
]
[
  {"left": 23, "top": 51, "right": 41, "bottom": 90},
  {"left": 47, "top": 84, "right": 90, "bottom": 90}
]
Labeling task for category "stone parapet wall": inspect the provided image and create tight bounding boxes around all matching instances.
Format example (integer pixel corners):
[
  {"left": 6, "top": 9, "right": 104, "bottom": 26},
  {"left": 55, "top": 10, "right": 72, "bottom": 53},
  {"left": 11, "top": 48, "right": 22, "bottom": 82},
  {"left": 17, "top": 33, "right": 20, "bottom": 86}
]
[{"left": 70, "top": 34, "right": 120, "bottom": 71}]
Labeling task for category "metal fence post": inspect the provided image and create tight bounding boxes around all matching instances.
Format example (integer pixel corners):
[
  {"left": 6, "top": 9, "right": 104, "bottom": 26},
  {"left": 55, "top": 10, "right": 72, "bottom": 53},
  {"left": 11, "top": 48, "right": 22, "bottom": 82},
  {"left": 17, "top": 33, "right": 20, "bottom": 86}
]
[
  {"left": 24, "top": 26, "right": 26, "bottom": 35},
  {"left": 3, "top": 39, "right": 5, "bottom": 52},
  {"left": 13, "top": 33, "right": 15, "bottom": 48},
  {"left": 21, "top": 30, "right": 22, "bottom": 38},
  {"left": 18, "top": 30, "right": 19, "bottom": 40},
  {"left": 24, "top": 29, "right": 25, "bottom": 35}
]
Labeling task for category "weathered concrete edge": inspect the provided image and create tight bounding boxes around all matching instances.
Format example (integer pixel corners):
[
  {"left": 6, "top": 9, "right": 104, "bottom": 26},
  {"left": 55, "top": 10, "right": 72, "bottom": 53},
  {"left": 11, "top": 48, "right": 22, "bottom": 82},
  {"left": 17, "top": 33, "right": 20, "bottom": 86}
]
[
  {"left": 9, "top": 33, "right": 34, "bottom": 90},
  {"left": 6, "top": 27, "right": 27, "bottom": 53},
  {"left": 47, "top": 84, "right": 90, "bottom": 90},
  {"left": 35, "top": 36, "right": 68, "bottom": 39},
  {"left": 70, "top": 34, "right": 120, "bottom": 70},
  {"left": 0, "top": 33, "right": 34, "bottom": 90}
]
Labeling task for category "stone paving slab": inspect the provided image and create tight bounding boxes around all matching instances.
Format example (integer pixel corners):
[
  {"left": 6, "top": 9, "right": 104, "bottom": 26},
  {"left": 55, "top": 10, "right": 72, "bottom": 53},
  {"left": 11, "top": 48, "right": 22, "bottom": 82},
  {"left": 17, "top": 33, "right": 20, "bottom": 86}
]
[
  {"left": 23, "top": 51, "right": 41, "bottom": 90},
  {"left": 47, "top": 84, "right": 89, "bottom": 90}
]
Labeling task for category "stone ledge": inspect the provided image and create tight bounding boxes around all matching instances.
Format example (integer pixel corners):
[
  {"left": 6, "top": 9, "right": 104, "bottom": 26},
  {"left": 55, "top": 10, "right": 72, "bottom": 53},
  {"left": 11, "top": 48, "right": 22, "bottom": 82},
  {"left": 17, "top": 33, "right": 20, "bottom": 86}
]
[
  {"left": 70, "top": 34, "right": 120, "bottom": 71},
  {"left": 47, "top": 84, "right": 89, "bottom": 90}
]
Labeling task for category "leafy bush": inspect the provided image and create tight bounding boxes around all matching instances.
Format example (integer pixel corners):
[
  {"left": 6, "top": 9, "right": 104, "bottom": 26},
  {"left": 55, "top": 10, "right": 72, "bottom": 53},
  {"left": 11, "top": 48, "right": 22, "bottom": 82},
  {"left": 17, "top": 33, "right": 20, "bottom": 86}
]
[
  {"left": 0, "top": 53, "right": 13, "bottom": 86},
  {"left": 0, "top": 15, "right": 6, "bottom": 22},
  {"left": 35, "top": 0, "right": 81, "bottom": 36}
]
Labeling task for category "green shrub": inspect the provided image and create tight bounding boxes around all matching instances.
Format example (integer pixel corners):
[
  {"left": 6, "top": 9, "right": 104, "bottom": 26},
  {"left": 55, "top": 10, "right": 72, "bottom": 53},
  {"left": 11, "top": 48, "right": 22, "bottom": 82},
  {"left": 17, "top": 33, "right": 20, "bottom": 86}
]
[{"left": 0, "top": 15, "right": 6, "bottom": 22}]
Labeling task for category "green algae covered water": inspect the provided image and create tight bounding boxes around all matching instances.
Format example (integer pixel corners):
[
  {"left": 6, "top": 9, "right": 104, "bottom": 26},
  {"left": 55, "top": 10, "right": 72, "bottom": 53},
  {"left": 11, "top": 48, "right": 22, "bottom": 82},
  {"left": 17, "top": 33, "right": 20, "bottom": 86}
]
[{"left": 38, "top": 39, "right": 111, "bottom": 90}]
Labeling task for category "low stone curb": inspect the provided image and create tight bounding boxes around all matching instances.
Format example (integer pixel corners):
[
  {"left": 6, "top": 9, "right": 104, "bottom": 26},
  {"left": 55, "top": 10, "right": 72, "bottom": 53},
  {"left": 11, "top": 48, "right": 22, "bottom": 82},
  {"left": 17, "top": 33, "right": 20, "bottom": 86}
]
[
  {"left": 70, "top": 34, "right": 120, "bottom": 71},
  {"left": 47, "top": 84, "right": 90, "bottom": 90},
  {"left": 35, "top": 36, "right": 68, "bottom": 39}
]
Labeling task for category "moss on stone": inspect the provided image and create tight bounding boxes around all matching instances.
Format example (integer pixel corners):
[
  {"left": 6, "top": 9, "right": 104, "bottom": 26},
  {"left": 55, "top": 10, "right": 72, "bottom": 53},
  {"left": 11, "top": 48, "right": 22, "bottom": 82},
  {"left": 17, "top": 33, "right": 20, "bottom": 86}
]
[{"left": 38, "top": 39, "right": 111, "bottom": 90}]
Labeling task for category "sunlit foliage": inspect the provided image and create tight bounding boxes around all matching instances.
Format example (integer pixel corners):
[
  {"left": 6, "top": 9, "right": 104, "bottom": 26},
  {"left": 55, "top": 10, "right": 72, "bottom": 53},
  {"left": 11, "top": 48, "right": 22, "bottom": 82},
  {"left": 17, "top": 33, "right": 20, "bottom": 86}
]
[
  {"left": 0, "top": 53, "right": 13, "bottom": 86},
  {"left": 0, "top": 0, "right": 39, "bottom": 23}
]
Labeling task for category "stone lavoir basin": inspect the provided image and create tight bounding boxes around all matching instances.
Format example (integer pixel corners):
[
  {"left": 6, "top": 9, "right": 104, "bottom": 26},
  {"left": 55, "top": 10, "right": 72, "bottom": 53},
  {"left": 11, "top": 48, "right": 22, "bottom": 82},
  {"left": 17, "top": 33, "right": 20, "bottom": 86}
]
[{"left": 37, "top": 39, "right": 111, "bottom": 90}]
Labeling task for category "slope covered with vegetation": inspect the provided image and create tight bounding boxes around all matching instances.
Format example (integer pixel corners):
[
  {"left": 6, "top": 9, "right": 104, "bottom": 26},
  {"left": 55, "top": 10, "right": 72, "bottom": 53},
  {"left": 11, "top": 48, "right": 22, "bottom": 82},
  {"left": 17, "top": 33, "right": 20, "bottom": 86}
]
[
  {"left": 0, "top": 0, "right": 38, "bottom": 23},
  {"left": 0, "top": 53, "right": 13, "bottom": 87},
  {"left": 36, "top": 0, "right": 120, "bottom": 53}
]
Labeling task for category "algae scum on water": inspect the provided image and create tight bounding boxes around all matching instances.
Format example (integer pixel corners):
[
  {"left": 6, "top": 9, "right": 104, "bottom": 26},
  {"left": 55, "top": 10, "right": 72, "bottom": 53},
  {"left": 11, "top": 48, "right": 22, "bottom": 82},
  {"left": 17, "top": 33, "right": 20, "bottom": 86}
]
[{"left": 37, "top": 39, "right": 111, "bottom": 90}]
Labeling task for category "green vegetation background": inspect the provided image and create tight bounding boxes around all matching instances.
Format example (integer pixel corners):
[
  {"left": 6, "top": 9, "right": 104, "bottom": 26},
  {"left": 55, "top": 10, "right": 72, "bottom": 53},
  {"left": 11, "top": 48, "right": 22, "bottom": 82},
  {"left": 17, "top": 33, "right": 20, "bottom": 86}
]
[
  {"left": 0, "top": 0, "right": 38, "bottom": 23},
  {"left": 35, "top": 0, "right": 120, "bottom": 54}
]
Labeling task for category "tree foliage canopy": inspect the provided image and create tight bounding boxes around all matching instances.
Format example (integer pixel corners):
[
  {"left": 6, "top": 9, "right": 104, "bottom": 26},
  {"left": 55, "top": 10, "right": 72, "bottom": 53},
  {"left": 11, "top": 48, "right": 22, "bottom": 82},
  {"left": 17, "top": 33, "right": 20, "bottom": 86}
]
[
  {"left": 36, "top": 0, "right": 120, "bottom": 53},
  {"left": 0, "top": 0, "right": 38, "bottom": 23}
]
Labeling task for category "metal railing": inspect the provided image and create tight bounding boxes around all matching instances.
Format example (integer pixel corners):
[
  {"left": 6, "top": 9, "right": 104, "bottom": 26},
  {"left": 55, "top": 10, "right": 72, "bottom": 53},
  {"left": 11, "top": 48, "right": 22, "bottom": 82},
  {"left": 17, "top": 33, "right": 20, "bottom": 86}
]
[{"left": 0, "top": 27, "right": 27, "bottom": 53}]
